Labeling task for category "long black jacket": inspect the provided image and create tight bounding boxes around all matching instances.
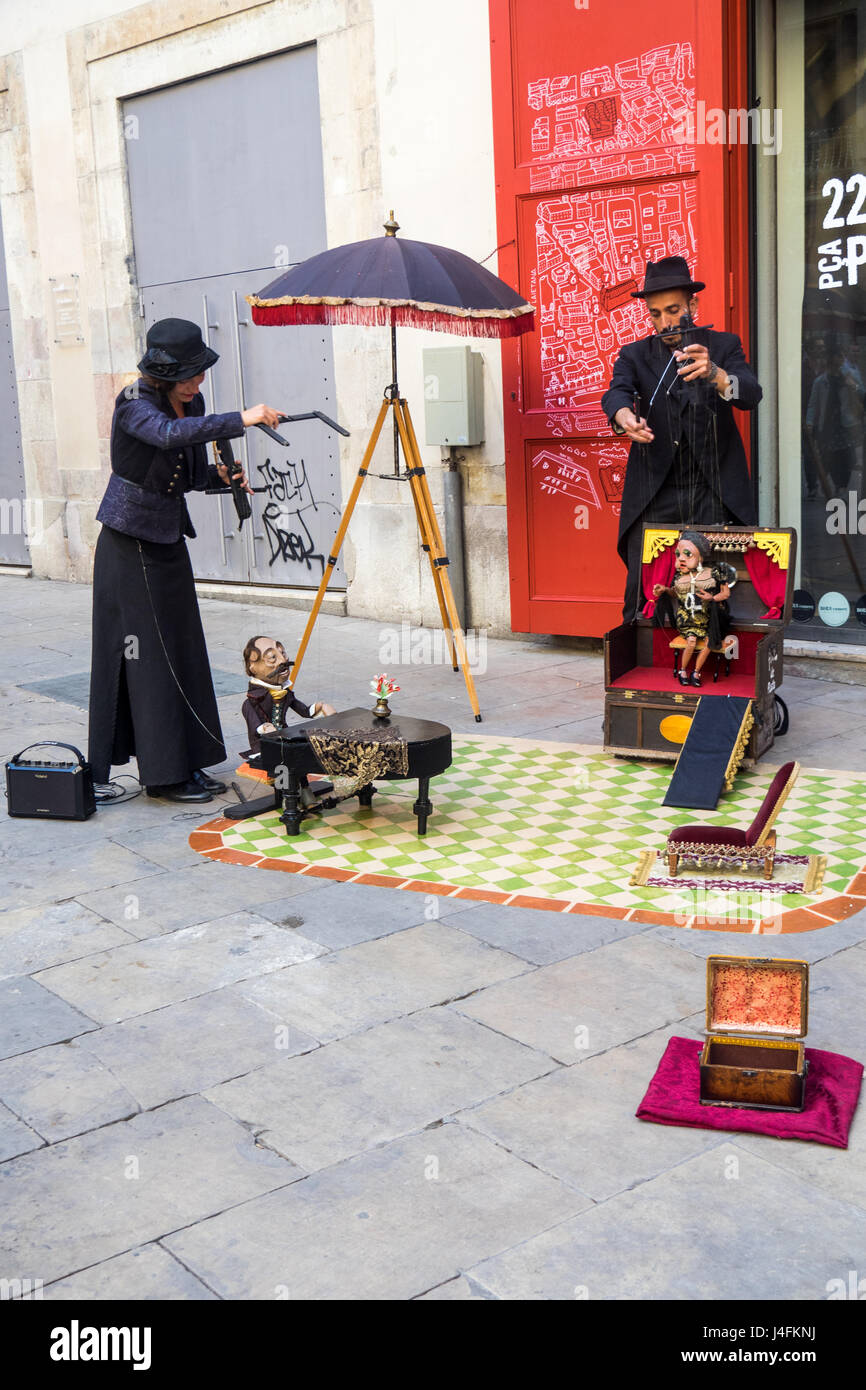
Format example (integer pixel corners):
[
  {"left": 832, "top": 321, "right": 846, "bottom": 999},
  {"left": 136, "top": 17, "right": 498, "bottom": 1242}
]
[
  {"left": 96, "top": 380, "right": 244, "bottom": 543},
  {"left": 600, "top": 328, "right": 760, "bottom": 561}
]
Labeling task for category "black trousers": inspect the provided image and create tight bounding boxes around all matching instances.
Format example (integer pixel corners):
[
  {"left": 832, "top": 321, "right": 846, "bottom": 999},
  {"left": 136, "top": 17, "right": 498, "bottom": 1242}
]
[{"left": 88, "top": 526, "right": 226, "bottom": 785}]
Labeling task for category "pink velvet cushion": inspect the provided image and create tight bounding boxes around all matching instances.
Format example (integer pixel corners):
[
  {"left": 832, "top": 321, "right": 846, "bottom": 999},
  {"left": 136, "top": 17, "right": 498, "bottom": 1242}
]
[
  {"left": 746, "top": 761, "right": 796, "bottom": 846},
  {"left": 667, "top": 825, "right": 747, "bottom": 847},
  {"left": 637, "top": 1037, "right": 864, "bottom": 1148}
]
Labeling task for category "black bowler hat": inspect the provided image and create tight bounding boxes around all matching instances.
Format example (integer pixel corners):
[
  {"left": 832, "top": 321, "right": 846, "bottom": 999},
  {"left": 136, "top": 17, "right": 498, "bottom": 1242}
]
[
  {"left": 138, "top": 318, "right": 219, "bottom": 381},
  {"left": 631, "top": 256, "right": 705, "bottom": 299}
]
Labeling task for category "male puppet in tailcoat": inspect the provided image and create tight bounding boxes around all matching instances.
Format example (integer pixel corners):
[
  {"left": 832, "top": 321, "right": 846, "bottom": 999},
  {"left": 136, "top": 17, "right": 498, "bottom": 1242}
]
[{"left": 600, "top": 257, "right": 761, "bottom": 621}]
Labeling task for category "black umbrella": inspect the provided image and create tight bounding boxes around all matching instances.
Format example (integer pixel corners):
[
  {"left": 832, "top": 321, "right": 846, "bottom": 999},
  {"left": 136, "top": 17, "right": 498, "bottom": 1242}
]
[
  {"left": 247, "top": 213, "right": 534, "bottom": 337},
  {"left": 244, "top": 215, "right": 533, "bottom": 725}
]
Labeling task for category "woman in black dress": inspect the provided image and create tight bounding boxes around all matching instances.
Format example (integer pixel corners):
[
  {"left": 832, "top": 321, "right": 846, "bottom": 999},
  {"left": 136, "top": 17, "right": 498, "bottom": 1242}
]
[{"left": 88, "top": 317, "right": 283, "bottom": 803}]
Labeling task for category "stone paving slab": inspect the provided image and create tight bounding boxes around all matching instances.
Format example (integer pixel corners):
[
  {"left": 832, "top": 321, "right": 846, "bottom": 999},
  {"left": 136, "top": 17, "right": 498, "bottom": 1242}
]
[
  {"left": 0, "top": 805, "right": 109, "bottom": 866},
  {"left": 415, "top": 1275, "right": 495, "bottom": 1299},
  {"left": 804, "top": 942, "right": 866, "bottom": 1061},
  {"left": 455, "top": 934, "right": 703, "bottom": 1065},
  {"left": 645, "top": 916, "right": 866, "bottom": 964},
  {"left": 236, "top": 921, "right": 530, "bottom": 1043},
  {"left": 107, "top": 821, "right": 226, "bottom": 870},
  {"left": 0, "top": 977, "right": 97, "bottom": 1060},
  {"left": 452, "top": 670, "right": 590, "bottom": 712},
  {"left": 0, "top": 841, "right": 165, "bottom": 910},
  {"left": 0, "top": 1099, "right": 43, "bottom": 1161},
  {"left": 33, "top": 913, "right": 327, "bottom": 1024},
  {"left": 0, "top": 901, "right": 134, "bottom": 979},
  {"left": 77, "top": 988, "right": 319, "bottom": 1110},
  {"left": 42, "top": 1244, "right": 218, "bottom": 1301},
  {"left": 205, "top": 1007, "right": 557, "bottom": 1172},
  {"left": 731, "top": 1097, "right": 866, "bottom": 1217},
  {"left": 164, "top": 1124, "right": 589, "bottom": 1300},
  {"left": 74, "top": 861, "right": 317, "bottom": 941},
  {"left": 456, "top": 1014, "right": 719, "bottom": 1202},
  {"left": 0, "top": 791, "right": 213, "bottom": 861},
  {"left": 0, "top": 1041, "right": 140, "bottom": 1142},
  {"left": 533, "top": 714, "right": 606, "bottom": 744},
  {"left": 440, "top": 901, "right": 651, "bottom": 966},
  {"left": 0, "top": 1096, "right": 299, "bottom": 1287},
  {"left": 254, "top": 880, "right": 477, "bottom": 950},
  {"left": 464, "top": 1143, "right": 866, "bottom": 1300}
]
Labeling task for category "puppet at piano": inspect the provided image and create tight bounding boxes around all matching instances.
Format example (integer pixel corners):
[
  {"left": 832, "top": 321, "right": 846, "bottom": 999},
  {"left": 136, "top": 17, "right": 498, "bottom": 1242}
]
[
  {"left": 652, "top": 531, "right": 736, "bottom": 687},
  {"left": 242, "top": 636, "right": 336, "bottom": 800}
]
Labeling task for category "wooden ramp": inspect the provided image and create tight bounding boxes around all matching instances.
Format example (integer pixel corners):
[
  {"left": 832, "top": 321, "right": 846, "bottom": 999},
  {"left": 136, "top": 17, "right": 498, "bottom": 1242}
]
[{"left": 662, "top": 696, "right": 753, "bottom": 810}]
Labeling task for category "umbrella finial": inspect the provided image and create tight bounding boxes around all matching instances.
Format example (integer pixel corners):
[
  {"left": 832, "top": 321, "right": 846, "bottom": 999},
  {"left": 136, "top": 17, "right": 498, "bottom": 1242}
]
[{"left": 384, "top": 210, "right": 400, "bottom": 237}]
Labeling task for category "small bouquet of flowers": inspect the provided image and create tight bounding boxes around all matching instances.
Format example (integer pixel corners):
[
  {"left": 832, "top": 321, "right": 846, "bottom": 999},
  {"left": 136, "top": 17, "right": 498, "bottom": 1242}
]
[{"left": 370, "top": 673, "right": 400, "bottom": 717}]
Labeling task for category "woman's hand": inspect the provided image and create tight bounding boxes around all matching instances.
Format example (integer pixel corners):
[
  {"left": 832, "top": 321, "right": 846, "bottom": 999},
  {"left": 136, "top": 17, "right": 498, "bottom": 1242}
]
[
  {"left": 216, "top": 461, "right": 254, "bottom": 494},
  {"left": 241, "top": 403, "right": 283, "bottom": 429}
]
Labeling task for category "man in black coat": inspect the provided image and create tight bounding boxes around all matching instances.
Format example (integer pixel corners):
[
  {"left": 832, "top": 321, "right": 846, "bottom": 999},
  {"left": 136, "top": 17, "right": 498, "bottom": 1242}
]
[{"left": 600, "top": 257, "right": 761, "bottom": 621}]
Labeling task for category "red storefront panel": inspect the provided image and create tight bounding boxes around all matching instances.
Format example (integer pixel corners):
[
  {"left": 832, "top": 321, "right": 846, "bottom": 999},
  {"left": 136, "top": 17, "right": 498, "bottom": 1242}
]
[{"left": 490, "top": 0, "right": 749, "bottom": 636}]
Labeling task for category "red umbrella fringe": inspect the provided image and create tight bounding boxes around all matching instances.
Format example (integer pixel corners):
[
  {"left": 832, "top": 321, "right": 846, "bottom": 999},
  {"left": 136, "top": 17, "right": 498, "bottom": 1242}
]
[{"left": 250, "top": 302, "right": 534, "bottom": 338}]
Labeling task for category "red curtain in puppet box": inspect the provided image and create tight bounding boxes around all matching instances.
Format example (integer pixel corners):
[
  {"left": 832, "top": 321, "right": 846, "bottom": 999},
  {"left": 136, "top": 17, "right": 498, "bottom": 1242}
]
[{"left": 641, "top": 527, "right": 796, "bottom": 624}]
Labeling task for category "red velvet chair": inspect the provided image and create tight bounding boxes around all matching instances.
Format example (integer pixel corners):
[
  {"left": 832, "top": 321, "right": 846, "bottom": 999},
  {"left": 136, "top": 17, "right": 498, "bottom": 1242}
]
[{"left": 666, "top": 761, "right": 800, "bottom": 880}]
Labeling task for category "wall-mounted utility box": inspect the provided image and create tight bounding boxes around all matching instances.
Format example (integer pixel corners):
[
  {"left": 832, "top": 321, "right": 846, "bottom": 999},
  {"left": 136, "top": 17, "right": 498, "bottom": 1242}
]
[{"left": 422, "top": 346, "right": 484, "bottom": 446}]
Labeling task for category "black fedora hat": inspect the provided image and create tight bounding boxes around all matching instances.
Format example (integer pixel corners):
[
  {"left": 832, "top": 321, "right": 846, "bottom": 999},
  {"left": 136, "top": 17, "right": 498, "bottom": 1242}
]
[
  {"left": 138, "top": 318, "right": 219, "bottom": 381},
  {"left": 631, "top": 256, "right": 705, "bottom": 299}
]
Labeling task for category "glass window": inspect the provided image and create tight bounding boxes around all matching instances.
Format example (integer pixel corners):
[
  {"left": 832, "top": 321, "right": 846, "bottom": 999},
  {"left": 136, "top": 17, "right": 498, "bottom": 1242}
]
[{"left": 779, "top": 0, "right": 866, "bottom": 640}]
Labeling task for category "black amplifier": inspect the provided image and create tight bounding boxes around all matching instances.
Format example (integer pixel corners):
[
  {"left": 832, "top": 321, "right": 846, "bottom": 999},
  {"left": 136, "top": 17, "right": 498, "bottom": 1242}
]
[{"left": 5, "top": 742, "right": 96, "bottom": 821}]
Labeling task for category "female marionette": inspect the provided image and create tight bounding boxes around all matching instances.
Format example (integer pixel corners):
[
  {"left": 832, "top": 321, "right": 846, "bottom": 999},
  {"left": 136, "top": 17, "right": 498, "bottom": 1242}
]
[{"left": 652, "top": 530, "right": 734, "bottom": 687}]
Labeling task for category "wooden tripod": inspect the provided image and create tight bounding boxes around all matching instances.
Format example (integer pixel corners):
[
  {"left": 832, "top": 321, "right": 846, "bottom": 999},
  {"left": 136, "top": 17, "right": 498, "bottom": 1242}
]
[{"left": 288, "top": 390, "right": 482, "bottom": 721}]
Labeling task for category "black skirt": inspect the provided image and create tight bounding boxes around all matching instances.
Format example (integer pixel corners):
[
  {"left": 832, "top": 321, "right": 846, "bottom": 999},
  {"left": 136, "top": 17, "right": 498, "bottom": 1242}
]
[{"left": 88, "top": 526, "right": 226, "bottom": 785}]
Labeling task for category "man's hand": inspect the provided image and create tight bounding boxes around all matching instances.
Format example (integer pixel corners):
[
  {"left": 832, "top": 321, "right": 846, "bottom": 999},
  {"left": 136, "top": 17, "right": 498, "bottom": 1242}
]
[
  {"left": 676, "top": 346, "right": 731, "bottom": 395},
  {"left": 241, "top": 403, "right": 283, "bottom": 429},
  {"left": 216, "top": 461, "right": 254, "bottom": 494},
  {"left": 614, "top": 407, "right": 654, "bottom": 442}
]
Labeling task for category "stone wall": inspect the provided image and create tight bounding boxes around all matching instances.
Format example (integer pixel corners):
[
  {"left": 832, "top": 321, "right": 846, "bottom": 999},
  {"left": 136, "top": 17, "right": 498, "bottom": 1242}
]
[{"left": 0, "top": 0, "right": 513, "bottom": 633}]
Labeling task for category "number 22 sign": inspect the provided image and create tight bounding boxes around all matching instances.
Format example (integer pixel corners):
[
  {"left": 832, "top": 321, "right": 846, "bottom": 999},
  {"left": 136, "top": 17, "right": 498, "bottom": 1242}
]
[{"left": 818, "top": 175, "right": 866, "bottom": 288}]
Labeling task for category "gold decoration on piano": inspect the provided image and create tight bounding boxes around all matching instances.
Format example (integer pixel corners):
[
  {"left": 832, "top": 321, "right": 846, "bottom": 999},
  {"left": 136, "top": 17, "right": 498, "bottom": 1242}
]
[
  {"left": 307, "top": 725, "right": 409, "bottom": 796},
  {"left": 642, "top": 528, "right": 680, "bottom": 563},
  {"left": 753, "top": 531, "right": 791, "bottom": 569}
]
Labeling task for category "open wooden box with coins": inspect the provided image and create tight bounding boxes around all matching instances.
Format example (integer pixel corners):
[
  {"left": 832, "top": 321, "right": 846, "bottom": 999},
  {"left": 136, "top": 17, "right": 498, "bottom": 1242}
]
[
  {"left": 604, "top": 525, "right": 796, "bottom": 763},
  {"left": 699, "top": 956, "right": 809, "bottom": 1112}
]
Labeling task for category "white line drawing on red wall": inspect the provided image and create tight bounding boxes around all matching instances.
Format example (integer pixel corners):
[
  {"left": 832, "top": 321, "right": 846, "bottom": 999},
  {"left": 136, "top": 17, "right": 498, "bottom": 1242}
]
[
  {"left": 527, "top": 42, "right": 695, "bottom": 187},
  {"left": 532, "top": 442, "right": 629, "bottom": 519},
  {"left": 533, "top": 448, "right": 601, "bottom": 508},
  {"left": 527, "top": 43, "right": 698, "bottom": 416}
]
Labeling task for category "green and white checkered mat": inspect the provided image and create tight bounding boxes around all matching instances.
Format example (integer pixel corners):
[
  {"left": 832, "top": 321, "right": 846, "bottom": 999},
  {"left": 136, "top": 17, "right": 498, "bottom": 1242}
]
[{"left": 217, "top": 736, "right": 866, "bottom": 927}]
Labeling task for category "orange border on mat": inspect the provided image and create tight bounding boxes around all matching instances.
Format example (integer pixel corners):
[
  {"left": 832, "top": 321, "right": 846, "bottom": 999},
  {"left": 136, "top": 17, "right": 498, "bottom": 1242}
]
[{"left": 190, "top": 816, "right": 866, "bottom": 934}]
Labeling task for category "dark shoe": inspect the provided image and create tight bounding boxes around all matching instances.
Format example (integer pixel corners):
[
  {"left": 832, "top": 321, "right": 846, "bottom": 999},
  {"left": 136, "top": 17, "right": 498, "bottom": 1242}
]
[
  {"left": 690, "top": 672, "right": 703, "bottom": 687},
  {"left": 299, "top": 786, "right": 325, "bottom": 811},
  {"left": 192, "top": 769, "right": 227, "bottom": 793},
  {"left": 146, "top": 781, "right": 213, "bottom": 803},
  {"left": 677, "top": 669, "right": 691, "bottom": 686}
]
